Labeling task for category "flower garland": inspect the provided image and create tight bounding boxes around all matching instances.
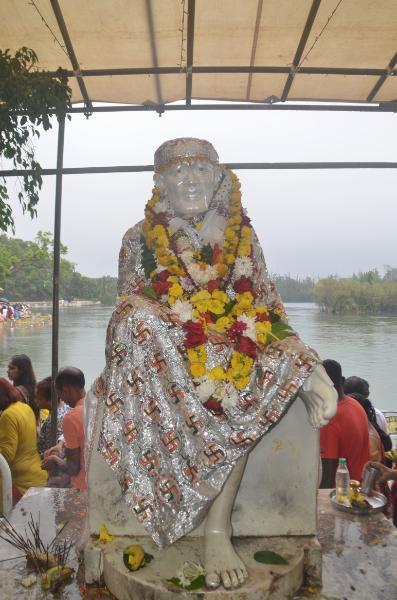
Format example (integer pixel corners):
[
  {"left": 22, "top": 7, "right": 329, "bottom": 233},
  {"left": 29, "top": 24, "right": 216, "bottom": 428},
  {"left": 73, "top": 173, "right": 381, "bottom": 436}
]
[{"left": 141, "top": 170, "right": 290, "bottom": 413}]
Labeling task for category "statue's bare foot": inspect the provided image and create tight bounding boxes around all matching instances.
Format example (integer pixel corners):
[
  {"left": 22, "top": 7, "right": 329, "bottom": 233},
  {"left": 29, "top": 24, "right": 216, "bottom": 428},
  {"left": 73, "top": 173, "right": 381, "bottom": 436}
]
[{"left": 204, "top": 529, "right": 248, "bottom": 589}]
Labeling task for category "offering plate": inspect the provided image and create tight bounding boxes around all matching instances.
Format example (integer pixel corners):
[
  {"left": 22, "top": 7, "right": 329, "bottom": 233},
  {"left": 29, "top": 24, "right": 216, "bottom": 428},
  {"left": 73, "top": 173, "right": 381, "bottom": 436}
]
[{"left": 330, "top": 489, "right": 387, "bottom": 515}]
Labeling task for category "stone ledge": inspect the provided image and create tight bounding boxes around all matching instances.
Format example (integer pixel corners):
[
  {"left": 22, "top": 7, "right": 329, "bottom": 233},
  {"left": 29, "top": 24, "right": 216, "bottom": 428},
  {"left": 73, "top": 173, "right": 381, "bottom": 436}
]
[{"left": 101, "top": 535, "right": 321, "bottom": 600}]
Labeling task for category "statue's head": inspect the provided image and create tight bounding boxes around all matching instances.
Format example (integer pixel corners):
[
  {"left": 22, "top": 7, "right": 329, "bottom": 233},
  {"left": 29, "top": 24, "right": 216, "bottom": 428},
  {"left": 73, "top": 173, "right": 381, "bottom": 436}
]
[{"left": 154, "top": 138, "right": 222, "bottom": 216}]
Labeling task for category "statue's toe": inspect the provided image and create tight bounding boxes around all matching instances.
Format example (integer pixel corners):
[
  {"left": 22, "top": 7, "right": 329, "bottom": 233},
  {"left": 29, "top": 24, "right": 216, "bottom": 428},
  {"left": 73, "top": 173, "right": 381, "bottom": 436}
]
[
  {"left": 221, "top": 570, "right": 232, "bottom": 588},
  {"left": 205, "top": 571, "right": 220, "bottom": 589},
  {"left": 229, "top": 569, "right": 239, "bottom": 588}
]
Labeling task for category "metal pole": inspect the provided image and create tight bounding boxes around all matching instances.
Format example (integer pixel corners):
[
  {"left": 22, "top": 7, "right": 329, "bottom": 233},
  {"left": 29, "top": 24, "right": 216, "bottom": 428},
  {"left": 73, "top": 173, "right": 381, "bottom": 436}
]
[{"left": 50, "top": 113, "right": 66, "bottom": 447}]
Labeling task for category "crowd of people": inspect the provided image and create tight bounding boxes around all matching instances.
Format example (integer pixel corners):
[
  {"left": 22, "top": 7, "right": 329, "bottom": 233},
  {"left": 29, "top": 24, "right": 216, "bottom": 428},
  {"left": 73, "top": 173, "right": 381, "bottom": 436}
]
[
  {"left": 0, "top": 302, "right": 31, "bottom": 323},
  {"left": 0, "top": 354, "right": 86, "bottom": 511},
  {"left": 0, "top": 352, "right": 395, "bottom": 522}
]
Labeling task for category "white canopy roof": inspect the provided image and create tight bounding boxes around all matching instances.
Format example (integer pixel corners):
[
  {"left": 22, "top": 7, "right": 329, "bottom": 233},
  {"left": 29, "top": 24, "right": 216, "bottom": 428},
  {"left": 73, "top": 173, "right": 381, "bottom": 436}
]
[{"left": 1, "top": 0, "right": 397, "bottom": 108}]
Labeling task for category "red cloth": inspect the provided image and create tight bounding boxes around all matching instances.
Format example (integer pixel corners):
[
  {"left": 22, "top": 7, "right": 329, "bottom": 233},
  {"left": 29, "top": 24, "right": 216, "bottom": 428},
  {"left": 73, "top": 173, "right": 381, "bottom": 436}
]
[
  {"left": 12, "top": 484, "right": 22, "bottom": 506},
  {"left": 320, "top": 396, "right": 370, "bottom": 482},
  {"left": 62, "top": 397, "right": 86, "bottom": 490}
]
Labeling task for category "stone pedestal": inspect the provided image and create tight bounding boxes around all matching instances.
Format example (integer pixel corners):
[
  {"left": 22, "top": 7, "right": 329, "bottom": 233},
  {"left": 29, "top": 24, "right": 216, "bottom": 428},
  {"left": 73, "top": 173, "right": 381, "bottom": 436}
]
[
  {"left": 100, "top": 535, "right": 321, "bottom": 600},
  {"left": 88, "top": 397, "right": 319, "bottom": 537}
]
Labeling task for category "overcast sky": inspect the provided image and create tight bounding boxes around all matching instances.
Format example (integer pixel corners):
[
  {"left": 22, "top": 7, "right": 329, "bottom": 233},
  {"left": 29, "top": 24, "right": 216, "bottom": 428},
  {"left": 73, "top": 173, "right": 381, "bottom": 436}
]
[{"left": 6, "top": 104, "right": 397, "bottom": 279}]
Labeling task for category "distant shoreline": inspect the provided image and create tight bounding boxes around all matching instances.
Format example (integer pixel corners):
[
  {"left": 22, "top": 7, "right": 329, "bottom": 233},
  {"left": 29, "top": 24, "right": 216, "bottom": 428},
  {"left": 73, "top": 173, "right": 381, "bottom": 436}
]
[{"left": 20, "top": 300, "right": 102, "bottom": 308}]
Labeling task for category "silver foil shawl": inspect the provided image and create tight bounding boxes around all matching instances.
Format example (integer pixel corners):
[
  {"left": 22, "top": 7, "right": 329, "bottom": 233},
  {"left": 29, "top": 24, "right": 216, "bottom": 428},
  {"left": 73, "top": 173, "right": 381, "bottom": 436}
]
[{"left": 93, "top": 220, "right": 320, "bottom": 547}]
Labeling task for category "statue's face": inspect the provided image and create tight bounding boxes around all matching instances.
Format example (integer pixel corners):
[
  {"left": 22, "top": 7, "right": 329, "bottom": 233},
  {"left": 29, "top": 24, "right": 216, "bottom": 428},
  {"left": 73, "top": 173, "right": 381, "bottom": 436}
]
[{"left": 157, "top": 160, "right": 220, "bottom": 216}]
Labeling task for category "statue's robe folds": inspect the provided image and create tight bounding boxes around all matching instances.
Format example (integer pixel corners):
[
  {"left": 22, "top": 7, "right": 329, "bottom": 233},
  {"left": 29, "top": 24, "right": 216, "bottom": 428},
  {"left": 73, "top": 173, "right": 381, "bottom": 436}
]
[{"left": 87, "top": 221, "right": 319, "bottom": 547}]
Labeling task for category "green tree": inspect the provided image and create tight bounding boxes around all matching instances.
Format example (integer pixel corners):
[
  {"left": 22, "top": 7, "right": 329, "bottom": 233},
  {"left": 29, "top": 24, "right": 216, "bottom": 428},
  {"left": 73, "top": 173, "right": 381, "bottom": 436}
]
[{"left": 0, "top": 47, "right": 71, "bottom": 232}]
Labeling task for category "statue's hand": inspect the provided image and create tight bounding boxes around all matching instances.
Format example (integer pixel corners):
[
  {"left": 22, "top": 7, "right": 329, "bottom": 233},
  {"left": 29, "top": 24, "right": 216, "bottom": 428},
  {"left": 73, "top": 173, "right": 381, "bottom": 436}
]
[{"left": 299, "top": 364, "right": 337, "bottom": 429}]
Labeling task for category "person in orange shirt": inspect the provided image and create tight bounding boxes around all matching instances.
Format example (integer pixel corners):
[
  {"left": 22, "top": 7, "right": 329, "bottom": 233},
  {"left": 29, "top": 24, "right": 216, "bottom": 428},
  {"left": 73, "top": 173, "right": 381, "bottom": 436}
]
[
  {"left": 319, "top": 359, "right": 369, "bottom": 488},
  {"left": 43, "top": 367, "right": 86, "bottom": 490}
]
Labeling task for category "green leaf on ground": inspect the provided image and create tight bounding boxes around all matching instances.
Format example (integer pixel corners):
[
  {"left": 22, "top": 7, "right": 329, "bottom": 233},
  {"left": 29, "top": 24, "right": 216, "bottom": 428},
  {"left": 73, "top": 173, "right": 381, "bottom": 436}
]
[
  {"left": 167, "top": 575, "right": 205, "bottom": 590},
  {"left": 254, "top": 550, "right": 288, "bottom": 565}
]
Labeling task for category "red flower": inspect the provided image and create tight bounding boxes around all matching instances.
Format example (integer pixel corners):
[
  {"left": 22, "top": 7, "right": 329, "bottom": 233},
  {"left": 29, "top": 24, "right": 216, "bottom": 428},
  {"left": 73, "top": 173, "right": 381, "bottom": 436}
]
[
  {"left": 202, "top": 312, "right": 215, "bottom": 323},
  {"left": 157, "top": 269, "right": 171, "bottom": 282},
  {"left": 152, "top": 280, "right": 172, "bottom": 298},
  {"left": 227, "top": 320, "right": 247, "bottom": 342},
  {"left": 236, "top": 335, "right": 257, "bottom": 358},
  {"left": 207, "top": 278, "right": 221, "bottom": 293},
  {"left": 256, "top": 311, "right": 271, "bottom": 322},
  {"left": 233, "top": 276, "right": 253, "bottom": 294},
  {"left": 212, "top": 244, "right": 222, "bottom": 265},
  {"left": 184, "top": 321, "right": 207, "bottom": 348},
  {"left": 203, "top": 398, "right": 223, "bottom": 414},
  {"left": 152, "top": 212, "right": 170, "bottom": 226}
]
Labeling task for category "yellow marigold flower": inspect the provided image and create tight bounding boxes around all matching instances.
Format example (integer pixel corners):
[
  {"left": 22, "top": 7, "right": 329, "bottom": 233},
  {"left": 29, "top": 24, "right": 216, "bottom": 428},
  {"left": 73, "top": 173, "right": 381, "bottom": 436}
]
[
  {"left": 169, "top": 283, "right": 183, "bottom": 298},
  {"left": 212, "top": 290, "right": 229, "bottom": 304},
  {"left": 256, "top": 321, "right": 271, "bottom": 335},
  {"left": 208, "top": 366, "right": 226, "bottom": 380},
  {"left": 241, "top": 226, "right": 251, "bottom": 236},
  {"left": 238, "top": 245, "right": 251, "bottom": 257},
  {"left": 216, "top": 263, "right": 228, "bottom": 277},
  {"left": 168, "top": 265, "right": 184, "bottom": 276},
  {"left": 190, "top": 290, "right": 211, "bottom": 304},
  {"left": 152, "top": 224, "right": 166, "bottom": 236},
  {"left": 190, "top": 363, "right": 206, "bottom": 378},
  {"left": 235, "top": 376, "right": 249, "bottom": 390},
  {"left": 207, "top": 299, "right": 225, "bottom": 315},
  {"left": 187, "top": 346, "right": 206, "bottom": 363},
  {"left": 211, "top": 316, "right": 231, "bottom": 332},
  {"left": 225, "top": 254, "right": 236, "bottom": 265},
  {"left": 257, "top": 333, "right": 266, "bottom": 345},
  {"left": 231, "top": 192, "right": 241, "bottom": 201},
  {"left": 166, "top": 275, "right": 179, "bottom": 283},
  {"left": 256, "top": 306, "right": 269, "bottom": 314},
  {"left": 225, "top": 231, "right": 238, "bottom": 243}
]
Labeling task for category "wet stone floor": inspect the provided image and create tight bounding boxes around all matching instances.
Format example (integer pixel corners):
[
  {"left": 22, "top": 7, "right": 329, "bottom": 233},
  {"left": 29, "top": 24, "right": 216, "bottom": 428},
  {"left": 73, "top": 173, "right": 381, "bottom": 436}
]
[{"left": 0, "top": 488, "right": 396, "bottom": 599}]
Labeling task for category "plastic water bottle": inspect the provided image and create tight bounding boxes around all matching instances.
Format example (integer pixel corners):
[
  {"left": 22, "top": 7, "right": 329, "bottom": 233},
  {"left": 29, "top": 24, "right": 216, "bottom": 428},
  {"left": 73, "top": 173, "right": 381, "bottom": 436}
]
[{"left": 335, "top": 457, "right": 350, "bottom": 503}]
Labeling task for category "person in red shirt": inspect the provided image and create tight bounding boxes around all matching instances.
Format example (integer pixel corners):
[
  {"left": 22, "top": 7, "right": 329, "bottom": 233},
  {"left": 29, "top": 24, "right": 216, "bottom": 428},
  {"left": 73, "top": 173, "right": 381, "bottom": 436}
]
[
  {"left": 43, "top": 367, "right": 86, "bottom": 490},
  {"left": 320, "top": 359, "right": 369, "bottom": 488}
]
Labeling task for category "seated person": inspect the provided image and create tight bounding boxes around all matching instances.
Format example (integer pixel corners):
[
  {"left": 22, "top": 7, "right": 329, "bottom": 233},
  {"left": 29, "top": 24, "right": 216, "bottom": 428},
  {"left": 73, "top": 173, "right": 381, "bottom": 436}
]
[
  {"left": 349, "top": 392, "right": 391, "bottom": 461},
  {"left": 0, "top": 377, "right": 47, "bottom": 506},
  {"left": 344, "top": 375, "right": 389, "bottom": 434},
  {"left": 43, "top": 367, "right": 86, "bottom": 490},
  {"left": 36, "top": 377, "right": 70, "bottom": 455},
  {"left": 320, "top": 360, "right": 369, "bottom": 487}
]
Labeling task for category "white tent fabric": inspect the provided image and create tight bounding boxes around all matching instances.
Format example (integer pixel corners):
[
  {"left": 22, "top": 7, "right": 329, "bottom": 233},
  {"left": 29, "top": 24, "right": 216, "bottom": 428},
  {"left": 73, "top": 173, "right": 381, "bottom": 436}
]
[{"left": 1, "top": 0, "right": 397, "bottom": 105}]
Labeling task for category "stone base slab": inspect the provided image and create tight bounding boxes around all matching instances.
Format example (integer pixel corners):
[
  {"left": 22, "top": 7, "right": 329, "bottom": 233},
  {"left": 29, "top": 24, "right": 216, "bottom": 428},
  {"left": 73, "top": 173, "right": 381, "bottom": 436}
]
[{"left": 100, "top": 535, "right": 321, "bottom": 600}]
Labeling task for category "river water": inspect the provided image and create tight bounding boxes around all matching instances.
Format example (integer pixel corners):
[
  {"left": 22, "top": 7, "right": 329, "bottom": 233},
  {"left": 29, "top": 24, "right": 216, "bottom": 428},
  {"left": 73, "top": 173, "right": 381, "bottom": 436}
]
[{"left": 0, "top": 303, "right": 395, "bottom": 412}]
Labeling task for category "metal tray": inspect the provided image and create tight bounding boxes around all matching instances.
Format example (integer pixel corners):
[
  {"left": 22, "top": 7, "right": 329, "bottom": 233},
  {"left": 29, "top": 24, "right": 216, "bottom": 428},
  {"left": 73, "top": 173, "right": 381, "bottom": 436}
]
[{"left": 330, "top": 489, "right": 388, "bottom": 515}]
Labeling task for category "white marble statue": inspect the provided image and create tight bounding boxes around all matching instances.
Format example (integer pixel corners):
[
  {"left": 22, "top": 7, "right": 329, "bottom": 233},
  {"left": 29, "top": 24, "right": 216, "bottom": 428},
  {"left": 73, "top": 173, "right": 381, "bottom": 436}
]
[{"left": 85, "top": 138, "right": 337, "bottom": 591}]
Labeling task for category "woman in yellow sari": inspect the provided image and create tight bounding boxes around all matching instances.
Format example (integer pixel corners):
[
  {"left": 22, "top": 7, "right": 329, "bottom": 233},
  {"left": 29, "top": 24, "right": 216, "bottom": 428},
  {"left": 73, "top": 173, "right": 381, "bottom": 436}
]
[{"left": 0, "top": 377, "right": 47, "bottom": 505}]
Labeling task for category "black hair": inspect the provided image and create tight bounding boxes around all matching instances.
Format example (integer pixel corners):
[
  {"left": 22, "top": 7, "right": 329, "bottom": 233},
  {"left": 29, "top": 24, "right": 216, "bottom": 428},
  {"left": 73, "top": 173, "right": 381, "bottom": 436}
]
[
  {"left": 55, "top": 367, "right": 85, "bottom": 390},
  {"left": 322, "top": 359, "right": 344, "bottom": 398},
  {"left": 10, "top": 354, "right": 39, "bottom": 422},
  {"left": 344, "top": 376, "right": 370, "bottom": 398},
  {"left": 36, "top": 376, "right": 52, "bottom": 403},
  {"left": 350, "top": 392, "right": 392, "bottom": 453}
]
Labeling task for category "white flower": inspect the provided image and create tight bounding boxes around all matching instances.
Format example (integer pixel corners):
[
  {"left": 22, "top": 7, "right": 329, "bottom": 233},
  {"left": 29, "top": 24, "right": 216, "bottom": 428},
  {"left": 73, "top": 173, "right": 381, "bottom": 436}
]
[
  {"left": 172, "top": 299, "right": 193, "bottom": 322},
  {"left": 196, "top": 380, "right": 215, "bottom": 403},
  {"left": 237, "top": 315, "right": 257, "bottom": 342},
  {"left": 234, "top": 256, "right": 253, "bottom": 279},
  {"left": 153, "top": 199, "right": 169, "bottom": 214},
  {"left": 181, "top": 250, "right": 195, "bottom": 265},
  {"left": 187, "top": 263, "right": 218, "bottom": 285},
  {"left": 214, "top": 382, "right": 239, "bottom": 410},
  {"left": 177, "top": 562, "right": 205, "bottom": 588}
]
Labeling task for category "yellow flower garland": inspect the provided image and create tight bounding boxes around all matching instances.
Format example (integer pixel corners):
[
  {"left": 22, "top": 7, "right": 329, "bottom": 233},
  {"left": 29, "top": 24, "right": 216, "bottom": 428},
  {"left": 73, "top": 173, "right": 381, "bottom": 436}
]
[{"left": 142, "top": 170, "right": 275, "bottom": 407}]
